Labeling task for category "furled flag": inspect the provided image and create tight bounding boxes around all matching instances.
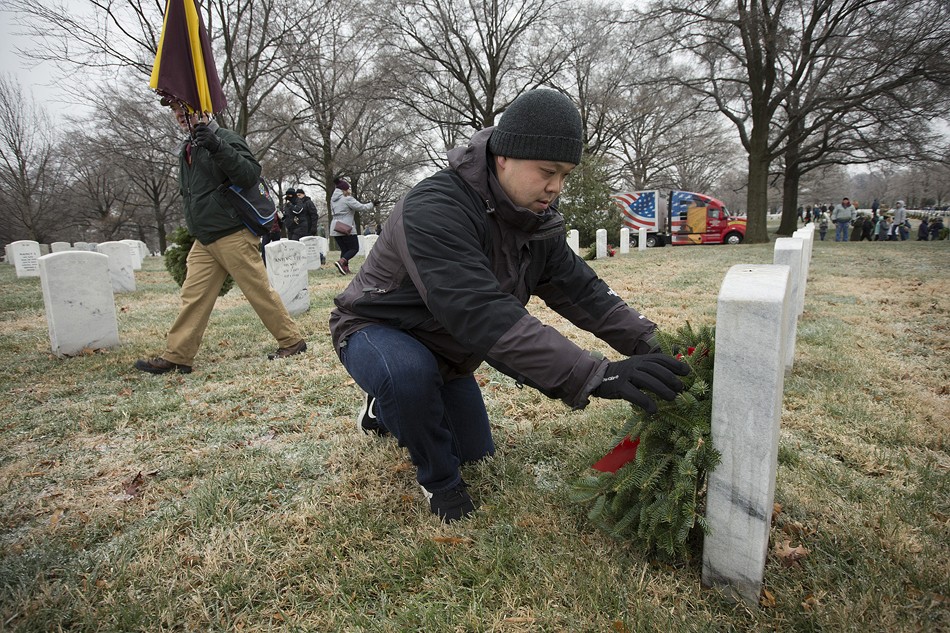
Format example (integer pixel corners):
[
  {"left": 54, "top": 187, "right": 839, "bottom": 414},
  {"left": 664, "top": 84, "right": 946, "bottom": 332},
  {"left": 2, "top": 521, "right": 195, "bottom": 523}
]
[{"left": 612, "top": 190, "right": 657, "bottom": 230}]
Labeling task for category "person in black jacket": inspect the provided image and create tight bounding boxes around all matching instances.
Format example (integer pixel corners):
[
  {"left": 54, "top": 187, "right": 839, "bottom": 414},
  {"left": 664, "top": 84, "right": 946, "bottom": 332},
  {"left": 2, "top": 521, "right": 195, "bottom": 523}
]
[
  {"left": 287, "top": 188, "right": 320, "bottom": 240},
  {"left": 329, "top": 89, "right": 688, "bottom": 523}
]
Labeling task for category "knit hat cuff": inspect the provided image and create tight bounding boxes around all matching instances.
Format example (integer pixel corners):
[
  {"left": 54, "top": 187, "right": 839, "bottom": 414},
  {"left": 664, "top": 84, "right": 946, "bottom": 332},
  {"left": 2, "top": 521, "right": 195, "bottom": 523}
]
[{"left": 488, "top": 129, "right": 583, "bottom": 165}]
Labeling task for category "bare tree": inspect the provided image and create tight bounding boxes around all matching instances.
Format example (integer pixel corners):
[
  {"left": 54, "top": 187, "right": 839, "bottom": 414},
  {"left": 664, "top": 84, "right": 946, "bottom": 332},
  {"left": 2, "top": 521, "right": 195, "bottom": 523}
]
[
  {"left": 773, "top": 0, "right": 950, "bottom": 234},
  {"left": 0, "top": 75, "right": 68, "bottom": 244},
  {"left": 10, "top": 0, "right": 322, "bottom": 146},
  {"left": 62, "top": 135, "right": 137, "bottom": 242},
  {"left": 374, "top": 0, "right": 572, "bottom": 161},
  {"left": 654, "top": 0, "right": 950, "bottom": 243}
]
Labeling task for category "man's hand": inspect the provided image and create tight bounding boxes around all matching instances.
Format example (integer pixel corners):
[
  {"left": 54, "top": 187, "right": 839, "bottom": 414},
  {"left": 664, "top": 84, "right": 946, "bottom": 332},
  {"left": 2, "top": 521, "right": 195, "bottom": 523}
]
[
  {"left": 192, "top": 123, "right": 221, "bottom": 153},
  {"left": 593, "top": 354, "right": 690, "bottom": 414}
]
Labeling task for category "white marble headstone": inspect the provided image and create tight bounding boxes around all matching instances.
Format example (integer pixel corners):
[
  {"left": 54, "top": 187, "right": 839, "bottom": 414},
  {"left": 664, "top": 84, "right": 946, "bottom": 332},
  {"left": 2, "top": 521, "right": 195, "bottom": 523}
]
[
  {"left": 702, "top": 264, "right": 791, "bottom": 606},
  {"left": 773, "top": 238, "right": 804, "bottom": 370},
  {"left": 316, "top": 236, "right": 329, "bottom": 260},
  {"left": 298, "top": 236, "right": 323, "bottom": 270},
  {"left": 638, "top": 228, "right": 647, "bottom": 251},
  {"left": 39, "top": 252, "right": 120, "bottom": 356},
  {"left": 619, "top": 228, "right": 630, "bottom": 254},
  {"left": 567, "top": 229, "right": 579, "bottom": 256},
  {"left": 73, "top": 242, "right": 89, "bottom": 251},
  {"left": 97, "top": 241, "right": 137, "bottom": 293},
  {"left": 264, "top": 240, "right": 309, "bottom": 315},
  {"left": 50, "top": 242, "right": 72, "bottom": 253},
  {"left": 362, "top": 234, "right": 378, "bottom": 258},
  {"left": 595, "top": 229, "right": 607, "bottom": 259},
  {"left": 10, "top": 240, "right": 41, "bottom": 278},
  {"left": 792, "top": 227, "right": 813, "bottom": 315},
  {"left": 121, "top": 239, "right": 143, "bottom": 270}
]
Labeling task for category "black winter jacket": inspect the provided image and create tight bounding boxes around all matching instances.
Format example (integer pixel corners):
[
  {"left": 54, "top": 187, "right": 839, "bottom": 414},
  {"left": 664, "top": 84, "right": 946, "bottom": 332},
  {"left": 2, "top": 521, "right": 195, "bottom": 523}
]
[
  {"left": 329, "top": 128, "right": 656, "bottom": 409},
  {"left": 286, "top": 197, "right": 320, "bottom": 240}
]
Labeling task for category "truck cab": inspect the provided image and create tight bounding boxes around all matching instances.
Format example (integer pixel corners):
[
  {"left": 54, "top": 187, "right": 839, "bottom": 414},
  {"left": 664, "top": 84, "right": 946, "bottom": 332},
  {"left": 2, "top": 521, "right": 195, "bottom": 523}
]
[{"left": 669, "top": 191, "right": 746, "bottom": 246}]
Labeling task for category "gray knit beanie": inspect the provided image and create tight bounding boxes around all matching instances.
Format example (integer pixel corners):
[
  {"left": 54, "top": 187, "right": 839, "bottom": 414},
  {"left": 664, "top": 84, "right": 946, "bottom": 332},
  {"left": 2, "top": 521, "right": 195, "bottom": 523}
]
[{"left": 488, "top": 89, "right": 583, "bottom": 165}]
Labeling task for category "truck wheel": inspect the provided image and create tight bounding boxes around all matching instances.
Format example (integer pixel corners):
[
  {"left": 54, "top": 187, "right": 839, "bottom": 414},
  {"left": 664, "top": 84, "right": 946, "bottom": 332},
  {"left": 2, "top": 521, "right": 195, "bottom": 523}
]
[
  {"left": 725, "top": 232, "right": 743, "bottom": 245},
  {"left": 646, "top": 235, "right": 659, "bottom": 248}
]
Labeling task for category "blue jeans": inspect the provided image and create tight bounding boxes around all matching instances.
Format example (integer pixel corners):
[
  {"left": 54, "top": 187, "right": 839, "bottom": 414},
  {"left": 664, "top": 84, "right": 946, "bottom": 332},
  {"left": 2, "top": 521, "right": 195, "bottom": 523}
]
[
  {"left": 834, "top": 220, "right": 850, "bottom": 242},
  {"left": 339, "top": 325, "right": 495, "bottom": 492}
]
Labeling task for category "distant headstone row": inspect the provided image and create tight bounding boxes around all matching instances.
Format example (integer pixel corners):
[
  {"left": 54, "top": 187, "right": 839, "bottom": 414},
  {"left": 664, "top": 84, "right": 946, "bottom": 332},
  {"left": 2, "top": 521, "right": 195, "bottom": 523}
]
[
  {"left": 6, "top": 239, "right": 149, "bottom": 277},
  {"left": 4, "top": 236, "right": 326, "bottom": 358}
]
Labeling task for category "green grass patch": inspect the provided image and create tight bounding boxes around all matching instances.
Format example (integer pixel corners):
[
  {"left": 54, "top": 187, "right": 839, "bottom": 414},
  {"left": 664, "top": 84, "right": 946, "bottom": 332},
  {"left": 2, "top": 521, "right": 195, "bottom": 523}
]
[{"left": 0, "top": 239, "right": 948, "bottom": 631}]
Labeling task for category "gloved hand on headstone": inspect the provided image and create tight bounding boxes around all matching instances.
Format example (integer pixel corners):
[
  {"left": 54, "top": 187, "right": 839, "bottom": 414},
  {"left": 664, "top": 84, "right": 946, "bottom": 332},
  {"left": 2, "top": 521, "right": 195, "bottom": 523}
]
[{"left": 593, "top": 354, "right": 690, "bottom": 414}]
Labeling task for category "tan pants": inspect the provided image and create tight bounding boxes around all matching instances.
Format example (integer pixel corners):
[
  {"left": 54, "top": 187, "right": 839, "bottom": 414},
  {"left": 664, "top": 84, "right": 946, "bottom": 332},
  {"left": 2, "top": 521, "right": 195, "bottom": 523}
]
[{"left": 163, "top": 230, "right": 302, "bottom": 365}]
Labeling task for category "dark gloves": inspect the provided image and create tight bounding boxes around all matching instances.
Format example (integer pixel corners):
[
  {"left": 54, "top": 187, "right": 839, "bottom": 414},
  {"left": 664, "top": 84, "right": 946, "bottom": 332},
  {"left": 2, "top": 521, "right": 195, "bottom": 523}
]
[
  {"left": 593, "top": 354, "right": 690, "bottom": 414},
  {"left": 192, "top": 123, "right": 221, "bottom": 153}
]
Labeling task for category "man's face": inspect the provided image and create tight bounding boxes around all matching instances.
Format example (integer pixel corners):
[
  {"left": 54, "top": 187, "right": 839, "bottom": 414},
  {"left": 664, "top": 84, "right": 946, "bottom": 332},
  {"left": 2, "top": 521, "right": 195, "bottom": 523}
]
[
  {"left": 296, "top": 193, "right": 305, "bottom": 199},
  {"left": 842, "top": 198, "right": 850, "bottom": 206},
  {"left": 495, "top": 156, "right": 575, "bottom": 213},
  {"left": 170, "top": 104, "right": 205, "bottom": 133}
]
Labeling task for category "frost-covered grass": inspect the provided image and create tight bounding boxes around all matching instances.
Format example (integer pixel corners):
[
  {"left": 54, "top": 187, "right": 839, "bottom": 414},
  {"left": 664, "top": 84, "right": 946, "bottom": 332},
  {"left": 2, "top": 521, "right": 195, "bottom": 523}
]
[{"left": 0, "top": 236, "right": 947, "bottom": 632}]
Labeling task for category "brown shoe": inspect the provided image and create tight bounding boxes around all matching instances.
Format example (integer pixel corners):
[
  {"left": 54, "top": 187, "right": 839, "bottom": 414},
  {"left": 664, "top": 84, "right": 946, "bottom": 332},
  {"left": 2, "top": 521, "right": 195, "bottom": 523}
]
[
  {"left": 334, "top": 259, "right": 347, "bottom": 275},
  {"left": 268, "top": 339, "right": 307, "bottom": 360},
  {"left": 134, "top": 356, "right": 192, "bottom": 374}
]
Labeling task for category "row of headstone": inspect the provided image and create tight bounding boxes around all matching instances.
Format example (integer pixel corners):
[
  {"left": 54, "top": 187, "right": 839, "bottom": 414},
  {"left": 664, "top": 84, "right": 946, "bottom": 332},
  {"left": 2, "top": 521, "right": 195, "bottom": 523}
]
[
  {"left": 561, "top": 228, "right": 653, "bottom": 258},
  {"left": 702, "top": 224, "right": 815, "bottom": 606},
  {"left": 28, "top": 232, "right": 391, "bottom": 356},
  {"left": 6, "top": 240, "right": 148, "bottom": 273}
]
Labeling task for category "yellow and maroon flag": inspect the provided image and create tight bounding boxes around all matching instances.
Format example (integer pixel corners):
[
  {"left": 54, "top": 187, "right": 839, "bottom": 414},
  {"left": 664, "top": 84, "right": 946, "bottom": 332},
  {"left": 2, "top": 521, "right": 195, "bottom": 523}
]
[{"left": 149, "top": 0, "right": 227, "bottom": 115}]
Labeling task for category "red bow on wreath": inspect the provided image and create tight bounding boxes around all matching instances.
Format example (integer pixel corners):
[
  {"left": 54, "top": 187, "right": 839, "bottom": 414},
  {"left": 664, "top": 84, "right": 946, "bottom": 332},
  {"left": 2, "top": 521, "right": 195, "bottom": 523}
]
[{"left": 592, "top": 435, "right": 640, "bottom": 473}]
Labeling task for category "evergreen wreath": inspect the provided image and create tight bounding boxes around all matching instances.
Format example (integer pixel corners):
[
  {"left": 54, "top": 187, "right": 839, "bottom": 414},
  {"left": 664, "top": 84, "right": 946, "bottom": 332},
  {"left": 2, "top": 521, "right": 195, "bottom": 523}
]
[
  {"left": 570, "top": 322, "right": 720, "bottom": 562},
  {"left": 164, "top": 227, "right": 234, "bottom": 296}
]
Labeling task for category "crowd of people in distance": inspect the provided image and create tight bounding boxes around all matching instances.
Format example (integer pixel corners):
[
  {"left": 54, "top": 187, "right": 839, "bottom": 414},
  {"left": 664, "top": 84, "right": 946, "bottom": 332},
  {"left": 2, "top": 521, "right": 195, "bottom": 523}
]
[{"left": 800, "top": 198, "right": 947, "bottom": 242}]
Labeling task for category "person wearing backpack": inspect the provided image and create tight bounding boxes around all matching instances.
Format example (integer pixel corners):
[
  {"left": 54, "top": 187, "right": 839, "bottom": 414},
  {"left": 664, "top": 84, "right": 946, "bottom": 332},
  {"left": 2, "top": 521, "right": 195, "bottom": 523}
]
[
  {"left": 134, "top": 100, "right": 307, "bottom": 374},
  {"left": 287, "top": 188, "right": 320, "bottom": 241}
]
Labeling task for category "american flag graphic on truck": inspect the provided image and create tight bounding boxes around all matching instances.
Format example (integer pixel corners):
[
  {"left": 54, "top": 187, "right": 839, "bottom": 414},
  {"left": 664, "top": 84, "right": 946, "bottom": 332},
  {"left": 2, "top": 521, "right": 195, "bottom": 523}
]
[{"left": 612, "top": 190, "right": 657, "bottom": 230}]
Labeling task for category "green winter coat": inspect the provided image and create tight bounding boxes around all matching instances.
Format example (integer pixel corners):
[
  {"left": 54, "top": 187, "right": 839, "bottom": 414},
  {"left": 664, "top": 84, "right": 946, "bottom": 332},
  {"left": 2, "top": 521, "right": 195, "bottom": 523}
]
[{"left": 177, "top": 121, "right": 262, "bottom": 245}]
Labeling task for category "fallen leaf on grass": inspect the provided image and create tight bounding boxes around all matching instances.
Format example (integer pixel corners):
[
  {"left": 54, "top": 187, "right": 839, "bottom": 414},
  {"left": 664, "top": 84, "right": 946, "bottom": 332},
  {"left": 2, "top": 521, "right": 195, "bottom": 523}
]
[
  {"left": 124, "top": 471, "right": 146, "bottom": 497},
  {"left": 774, "top": 540, "right": 809, "bottom": 567},
  {"left": 772, "top": 502, "right": 783, "bottom": 524},
  {"left": 760, "top": 588, "right": 776, "bottom": 608},
  {"left": 782, "top": 520, "right": 815, "bottom": 538},
  {"left": 390, "top": 461, "right": 413, "bottom": 474},
  {"left": 612, "top": 621, "right": 630, "bottom": 633},
  {"left": 50, "top": 508, "right": 65, "bottom": 527},
  {"left": 801, "top": 593, "right": 821, "bottom": 611}
]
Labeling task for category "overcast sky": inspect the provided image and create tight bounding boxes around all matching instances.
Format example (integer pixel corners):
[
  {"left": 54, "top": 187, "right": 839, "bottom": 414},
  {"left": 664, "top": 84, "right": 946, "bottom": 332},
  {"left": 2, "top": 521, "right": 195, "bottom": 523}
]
[{"left": 0, "top": 4, "right": 93, "bottom": 125}]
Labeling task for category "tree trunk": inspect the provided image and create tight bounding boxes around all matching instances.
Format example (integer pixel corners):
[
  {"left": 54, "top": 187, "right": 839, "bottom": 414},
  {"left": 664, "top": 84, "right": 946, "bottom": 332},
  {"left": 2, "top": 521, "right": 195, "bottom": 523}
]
[
  {"left": 778, "top": 166, "right": 802, "bottom": 237},
  {"left": 744, "top": 125, "right": 771, "bottom": 243}
]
